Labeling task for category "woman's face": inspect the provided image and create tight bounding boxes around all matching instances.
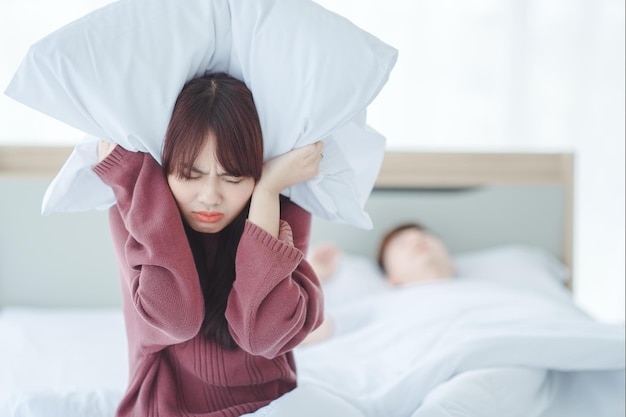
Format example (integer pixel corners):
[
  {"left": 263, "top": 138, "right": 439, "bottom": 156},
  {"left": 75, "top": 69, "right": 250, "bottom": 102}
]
[
  {"left": 167, "top": 134, "right": 255, "bottom": 233},
  {"left": 382, "top": 227, "right": 454, "bottom": 286}
]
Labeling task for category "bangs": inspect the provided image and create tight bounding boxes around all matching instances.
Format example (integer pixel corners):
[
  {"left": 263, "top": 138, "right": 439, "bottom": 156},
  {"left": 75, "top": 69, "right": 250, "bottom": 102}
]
[
  {"left": 163, "top": 97, "right": 212, "bottom": 179},
  {"left": 162, "top": 73, "right": 263, "bottom": 182},
  {"left": 210, "top": 95, "right": 263, "bottom": 181}
]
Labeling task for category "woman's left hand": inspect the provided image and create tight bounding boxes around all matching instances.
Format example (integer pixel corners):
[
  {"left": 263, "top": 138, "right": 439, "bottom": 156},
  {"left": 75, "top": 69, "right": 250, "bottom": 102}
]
[
  {"left": 248, "top": 141, "right": 324, "bottom": 238},
  {"left": 257, "top": 141, "right": 324, "bottom": 194}
]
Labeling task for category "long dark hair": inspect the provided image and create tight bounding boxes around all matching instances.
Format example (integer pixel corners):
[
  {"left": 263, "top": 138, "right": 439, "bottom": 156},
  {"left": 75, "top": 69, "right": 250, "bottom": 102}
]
[{"left": 162, "top": 73, "right": 264, "bottom": 349}]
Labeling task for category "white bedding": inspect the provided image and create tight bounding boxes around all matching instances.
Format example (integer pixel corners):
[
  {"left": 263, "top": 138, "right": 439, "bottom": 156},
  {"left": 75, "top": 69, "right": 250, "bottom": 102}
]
[
  {"left": 296, "top": 279, "right": 625, "bottom": 416},
  {"left": 0, "top": 308, "right": 127, "bottom": 416},
  {"left": 0, "top": 246, "right": 624, "bottom": 417}
]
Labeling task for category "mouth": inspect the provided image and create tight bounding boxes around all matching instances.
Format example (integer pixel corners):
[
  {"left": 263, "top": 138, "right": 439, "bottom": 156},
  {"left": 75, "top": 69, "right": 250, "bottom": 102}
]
[{"left": 193, "top": 211, "right": 224, "bottom": 223}]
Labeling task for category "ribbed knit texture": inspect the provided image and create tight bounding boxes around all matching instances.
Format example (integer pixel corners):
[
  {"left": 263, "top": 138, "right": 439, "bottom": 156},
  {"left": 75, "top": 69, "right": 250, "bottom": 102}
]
[{"left": 93, "top": 147, "right": 324, "bottom": 417}]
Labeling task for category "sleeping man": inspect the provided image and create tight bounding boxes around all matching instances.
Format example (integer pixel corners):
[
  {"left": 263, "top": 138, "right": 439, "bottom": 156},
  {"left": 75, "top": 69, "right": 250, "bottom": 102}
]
[
  {"left": 311, "top": 222, "right": 455, "bottom": 286},
  {"left": 298, "top": 223, "right": 624, "bottom": 417},
  {"left": 302, "top": 222, "right": 456, "bottom": 345}
]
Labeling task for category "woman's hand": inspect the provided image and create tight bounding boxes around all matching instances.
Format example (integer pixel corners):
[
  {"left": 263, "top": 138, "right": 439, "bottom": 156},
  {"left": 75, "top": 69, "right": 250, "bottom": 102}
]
[
  {"left": 97, "top": 140, "right": 117, "bottom": 162},
  {"left": 248, "top": 141, "right": 324, "bottom": 238},
  {"left": 257, "top": 141, "right": 324, "bottom": 195}
]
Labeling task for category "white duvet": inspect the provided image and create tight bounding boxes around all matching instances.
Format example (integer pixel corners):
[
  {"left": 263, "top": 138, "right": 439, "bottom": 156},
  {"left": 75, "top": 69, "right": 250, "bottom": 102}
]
[
  {"left": 0, "top": 247, "right": 624, "bottom": 417},
  {"left": 295, "top": 278, "right": 625, "bottom": 417}
]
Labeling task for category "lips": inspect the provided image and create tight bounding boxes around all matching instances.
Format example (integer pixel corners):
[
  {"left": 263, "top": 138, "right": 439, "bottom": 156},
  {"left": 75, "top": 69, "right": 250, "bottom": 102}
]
[{"left": 193, "top": 211, "right": 224, "bottom": 223}]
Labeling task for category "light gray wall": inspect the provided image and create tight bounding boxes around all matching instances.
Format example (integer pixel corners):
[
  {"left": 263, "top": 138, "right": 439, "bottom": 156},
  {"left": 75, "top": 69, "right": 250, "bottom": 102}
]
[
  {"left": 311, "top": 185, "right": 565, "bottom": 261},
  {"left": 0, "top": 179, "right": 120, "bottom": 307}
]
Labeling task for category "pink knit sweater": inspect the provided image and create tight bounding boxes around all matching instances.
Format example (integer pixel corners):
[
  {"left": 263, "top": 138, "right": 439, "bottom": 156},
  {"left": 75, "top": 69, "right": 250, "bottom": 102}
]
[{"left": 93, "top": 146, "right": 324, "bottom": 417}]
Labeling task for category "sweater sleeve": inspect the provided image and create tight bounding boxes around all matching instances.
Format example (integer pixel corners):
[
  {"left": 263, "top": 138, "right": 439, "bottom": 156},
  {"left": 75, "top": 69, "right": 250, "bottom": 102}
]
[
  {"left": 226, "top": 197, "right": 324, "bottom": 358},
  {"left": 93, "top": 146, "right": 204, "bottom": 350}
]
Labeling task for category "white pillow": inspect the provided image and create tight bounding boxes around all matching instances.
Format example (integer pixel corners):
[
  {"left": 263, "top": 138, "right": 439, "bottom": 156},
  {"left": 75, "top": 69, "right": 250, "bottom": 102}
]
[
  {"left": 454, "top": 244, "right": 571, "bottom": 295},
  {"left": 322, "top": 245, "right": 570, "bottom": 310},
  {"left": 5, "top": 0, "right": 397, "bottom": 229}
]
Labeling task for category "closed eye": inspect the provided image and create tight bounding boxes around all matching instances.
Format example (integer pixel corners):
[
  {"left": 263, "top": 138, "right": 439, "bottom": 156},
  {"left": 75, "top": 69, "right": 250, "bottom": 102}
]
[
  {"left": 221, "top": 175, "right": 244, "bottom": 184},
  {"left": 176, "top": 169, "right": 201, "bottom": 181},
  {"left": 186, "top": 170, "right": 203, "bottom": 181},
  {"left": 176, "top": 166, "right": 206, "bottom": 180}
]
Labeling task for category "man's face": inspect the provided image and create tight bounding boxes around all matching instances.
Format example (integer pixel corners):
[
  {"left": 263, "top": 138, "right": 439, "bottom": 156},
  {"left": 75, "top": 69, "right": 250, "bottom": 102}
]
[{"left": 383, "top": 228, "right": 454, "bottom": 286}]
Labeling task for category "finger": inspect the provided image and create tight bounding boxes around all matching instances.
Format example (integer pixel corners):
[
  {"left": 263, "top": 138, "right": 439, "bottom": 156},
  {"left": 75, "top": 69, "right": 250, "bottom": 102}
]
[
  {"left": 309, "top": 141, "right": 324, "bottom": 153},
  {"left": 305, "top": 141, "right": 325, "bottom": 161},
  {"left": 314, "top": 140, "right": 324, "bottom": 157},
  {"left": 297, "top": 143, "right": 319, "bottom": 161}
]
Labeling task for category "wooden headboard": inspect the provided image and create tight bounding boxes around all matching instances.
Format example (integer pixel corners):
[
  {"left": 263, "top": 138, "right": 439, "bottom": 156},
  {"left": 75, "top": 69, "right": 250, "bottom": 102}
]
[{"left": 0, "top": 147, "right": 574, "bottom": 307}]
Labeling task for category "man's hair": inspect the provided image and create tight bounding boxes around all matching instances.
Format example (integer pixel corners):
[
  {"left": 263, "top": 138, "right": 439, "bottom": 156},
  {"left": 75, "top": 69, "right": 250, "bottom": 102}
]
[{"left": 376, "top": 222, "right": 427, "bottom": 274}]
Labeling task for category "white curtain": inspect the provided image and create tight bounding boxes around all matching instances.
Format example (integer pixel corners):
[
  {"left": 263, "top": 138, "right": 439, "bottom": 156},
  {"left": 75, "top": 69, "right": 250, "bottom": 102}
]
[{"left": 1, "top": 0, "right": 624, "bottom": 321}]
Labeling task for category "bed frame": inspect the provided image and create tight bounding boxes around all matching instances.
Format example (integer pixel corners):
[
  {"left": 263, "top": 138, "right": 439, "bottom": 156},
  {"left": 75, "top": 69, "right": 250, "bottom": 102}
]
[{"left": 0, "top": 147, "right": 574, "bottom": 308}]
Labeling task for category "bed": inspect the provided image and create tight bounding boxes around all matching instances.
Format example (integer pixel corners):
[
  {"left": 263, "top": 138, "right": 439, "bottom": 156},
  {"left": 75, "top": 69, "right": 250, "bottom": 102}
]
[{"left": 0, "top": 147, "right": 623, "bottom": 417}]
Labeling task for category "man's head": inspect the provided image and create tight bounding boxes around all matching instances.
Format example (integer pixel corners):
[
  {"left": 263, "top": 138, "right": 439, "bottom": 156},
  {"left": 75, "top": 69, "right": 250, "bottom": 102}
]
[{"left": 377, "top": 223, "right": 455, "bottom": 286}]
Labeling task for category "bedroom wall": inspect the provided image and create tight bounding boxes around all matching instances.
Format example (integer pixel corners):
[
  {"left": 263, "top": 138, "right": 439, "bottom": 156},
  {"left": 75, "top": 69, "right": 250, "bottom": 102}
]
[
  {"left": 0, "top": 0, "right": 623, "bottom": 322},
  {"left": 0, "top": 179, "right": 120, "bottom": 307},
  {"left": 0, "top": 175, "right": 568, "bottom": 308},
  {"left": 311, "top": 186, "right": 567, "bottom": 261}
]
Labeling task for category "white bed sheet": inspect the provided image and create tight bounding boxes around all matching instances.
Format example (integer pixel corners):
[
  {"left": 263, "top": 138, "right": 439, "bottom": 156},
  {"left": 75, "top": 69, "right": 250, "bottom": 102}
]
[
  {"left": 0, "top": 308, "right": 127, "bottom": 416},
  {"left": 0, "top": 247, "right": 624, "bottom": 417}
]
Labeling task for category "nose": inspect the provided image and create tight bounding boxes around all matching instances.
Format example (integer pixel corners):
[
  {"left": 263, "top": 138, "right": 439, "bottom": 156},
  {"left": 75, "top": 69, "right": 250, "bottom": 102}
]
[{"left": 197, "top": 177, "right": 222, "bottom": 207}]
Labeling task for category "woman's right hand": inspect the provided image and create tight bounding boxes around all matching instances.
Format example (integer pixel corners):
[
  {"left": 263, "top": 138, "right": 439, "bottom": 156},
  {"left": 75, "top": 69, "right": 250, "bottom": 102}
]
[
  {"left": 97, "top": 140, "right": 117, "bottom": 162},
  {"left": 257, "top": 141, "right": 324, "bottom": 194}
]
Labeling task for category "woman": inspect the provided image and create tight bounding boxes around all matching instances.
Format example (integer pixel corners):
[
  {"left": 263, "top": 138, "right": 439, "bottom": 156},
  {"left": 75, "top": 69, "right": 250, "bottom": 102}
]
[{"left": 93, "top": 73, "right": 325, "bottom": 417}]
